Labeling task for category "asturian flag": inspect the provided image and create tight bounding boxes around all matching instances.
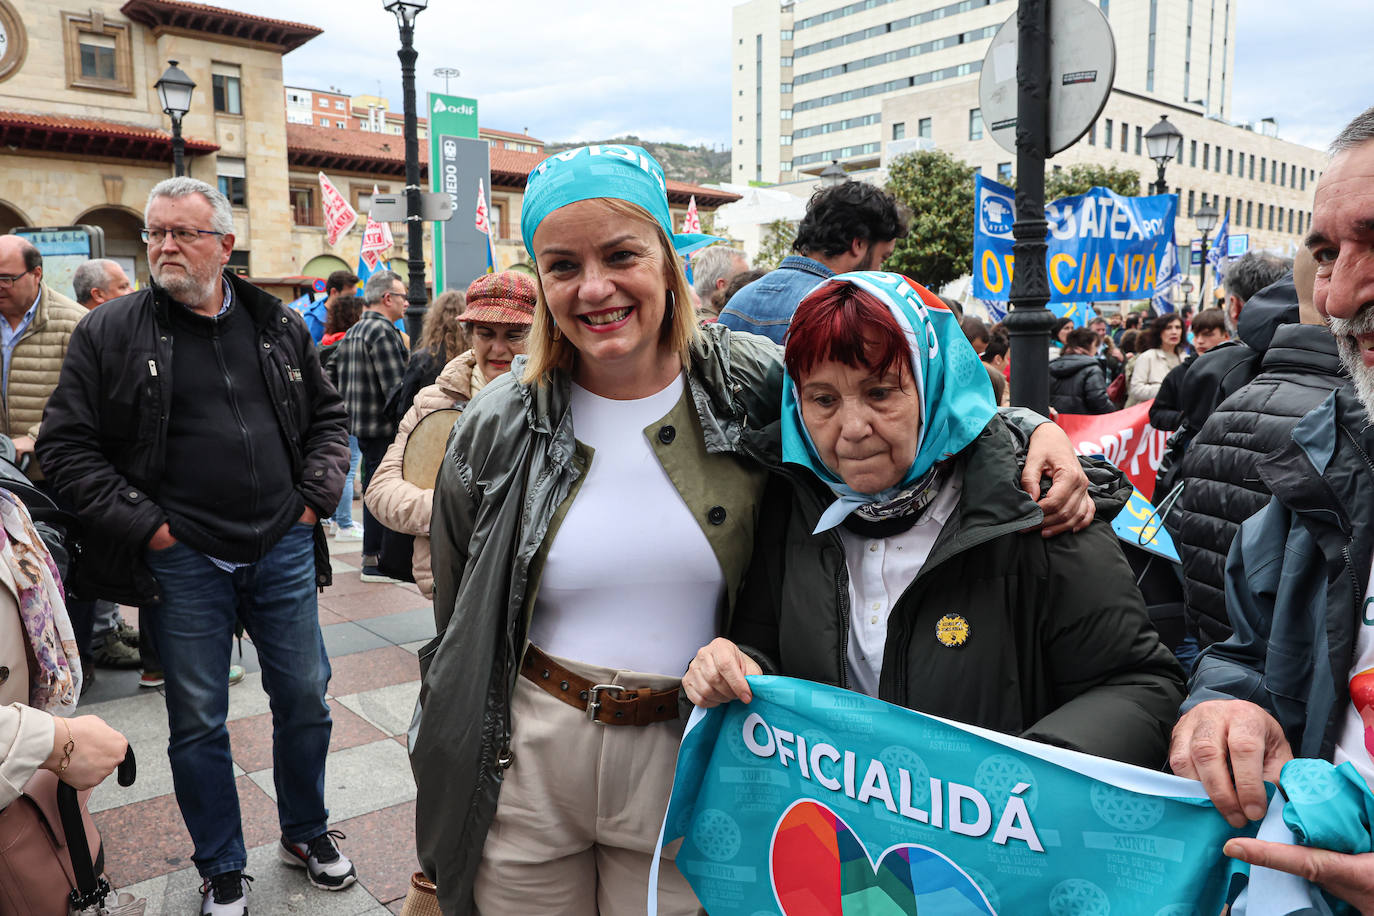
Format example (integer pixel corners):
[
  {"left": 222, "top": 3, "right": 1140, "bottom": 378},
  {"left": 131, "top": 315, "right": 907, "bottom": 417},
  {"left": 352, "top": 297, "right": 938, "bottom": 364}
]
[
  {"left": 318, "top": 172, "right": 358, "bottom": 246},
  {"left": 474, "top": 178, "right": 495, "bottom": 274},
  {"left": 681, "top": 195, "right": 702, "bottom": 284},
  {"left": 1207, "top": 210, "right": 1232, "bottom": 284},
  {"left": 1151, "top": 239, "right": 1183, "bottom": 313},
  {"left": 357, "top": 185, "right": 395, "bottom": 283}
]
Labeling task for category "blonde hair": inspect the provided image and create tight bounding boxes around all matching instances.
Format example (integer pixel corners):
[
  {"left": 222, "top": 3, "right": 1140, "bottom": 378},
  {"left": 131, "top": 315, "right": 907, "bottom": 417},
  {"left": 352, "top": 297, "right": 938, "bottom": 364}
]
[{"left": 522, "top": 198, "right": 698, "bottom": 386}]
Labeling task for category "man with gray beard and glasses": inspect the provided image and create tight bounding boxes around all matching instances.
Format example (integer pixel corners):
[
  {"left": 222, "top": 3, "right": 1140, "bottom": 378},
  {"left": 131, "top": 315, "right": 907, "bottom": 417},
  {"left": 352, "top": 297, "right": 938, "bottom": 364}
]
[
  {"left": 1168, "top": 105, "right": 1374, "bottom": 910},
  {"left": 37, "top": 177, "right": 355, "bottom": 915}
]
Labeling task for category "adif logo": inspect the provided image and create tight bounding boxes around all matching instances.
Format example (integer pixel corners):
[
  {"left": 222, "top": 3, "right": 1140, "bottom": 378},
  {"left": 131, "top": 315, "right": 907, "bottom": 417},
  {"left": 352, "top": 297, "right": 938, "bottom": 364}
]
[{"left": 432, "top": 98, "right": 475, "bottom": 116}]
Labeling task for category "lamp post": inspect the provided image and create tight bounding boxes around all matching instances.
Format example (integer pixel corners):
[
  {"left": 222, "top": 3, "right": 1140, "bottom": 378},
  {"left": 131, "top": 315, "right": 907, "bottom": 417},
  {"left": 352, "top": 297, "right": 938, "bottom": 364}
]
[
  {"left": 155, "top": 60, "right": 195, "bottom": 177},
  {"left": 1004, "top": 0, "right": 1055, "bottom": 413},
  {"left": 818, "top": 159, "right": 847, "bottom": 188},
  {"left": 385, "top": 0, "right": 430, "bottom": 347},
  {"left": 1180, "top": 277, "right": 1194, "bottom": 311},
  {"left": 1195, "top": 201, "right": 1219, "bottom": 305},
  {"left": 433, "top": 66, "right": 459, "bottom": 94},
  {"left": 1144, "top": 114, "right": 1183, "bottom": 196}
]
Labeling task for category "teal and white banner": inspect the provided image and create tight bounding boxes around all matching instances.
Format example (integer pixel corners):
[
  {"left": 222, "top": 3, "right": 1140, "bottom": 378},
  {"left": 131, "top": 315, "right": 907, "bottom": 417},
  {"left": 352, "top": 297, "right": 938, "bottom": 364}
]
[{"left": 652, "top": 677, "right": 1255, "bottom": 915}]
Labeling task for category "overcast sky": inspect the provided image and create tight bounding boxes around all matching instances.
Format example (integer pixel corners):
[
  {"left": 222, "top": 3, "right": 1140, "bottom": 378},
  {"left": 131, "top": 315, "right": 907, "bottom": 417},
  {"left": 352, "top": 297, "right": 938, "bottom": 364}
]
[{"left": 227, "top": 0, "right": 1365, "bottom": 154}]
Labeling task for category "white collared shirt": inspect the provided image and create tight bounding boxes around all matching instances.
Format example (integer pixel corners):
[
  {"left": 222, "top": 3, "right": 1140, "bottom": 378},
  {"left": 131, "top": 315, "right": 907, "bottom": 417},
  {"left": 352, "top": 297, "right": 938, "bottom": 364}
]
[{"left": 838, "top": 467, "right": 963, "bottom": 697}]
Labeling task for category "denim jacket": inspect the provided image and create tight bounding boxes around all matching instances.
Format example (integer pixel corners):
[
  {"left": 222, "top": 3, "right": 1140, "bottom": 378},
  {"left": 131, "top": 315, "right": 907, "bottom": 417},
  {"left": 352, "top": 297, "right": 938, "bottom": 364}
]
[
  {"left": 1184, "top": 388, "right": 1374, "bottom": 762},
  {"left": 717, "top": 255, "right": 834, "bottom": 344}
]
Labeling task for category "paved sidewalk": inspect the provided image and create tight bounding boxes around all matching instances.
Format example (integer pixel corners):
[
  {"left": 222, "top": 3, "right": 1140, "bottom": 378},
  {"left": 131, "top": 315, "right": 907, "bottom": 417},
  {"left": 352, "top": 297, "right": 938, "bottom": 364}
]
[{"left": 81, "top": 511, "right": 431, "bottom": 915}]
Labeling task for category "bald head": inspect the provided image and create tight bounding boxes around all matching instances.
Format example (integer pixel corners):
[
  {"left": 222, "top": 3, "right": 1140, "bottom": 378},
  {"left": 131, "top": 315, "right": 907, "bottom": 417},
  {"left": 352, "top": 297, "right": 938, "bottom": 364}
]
[
  {"left": 73, "top": 258, "right": 133, "bottom": 308},
  {"left": 0, "top": 234, "right": 43, "bottom": 325}
]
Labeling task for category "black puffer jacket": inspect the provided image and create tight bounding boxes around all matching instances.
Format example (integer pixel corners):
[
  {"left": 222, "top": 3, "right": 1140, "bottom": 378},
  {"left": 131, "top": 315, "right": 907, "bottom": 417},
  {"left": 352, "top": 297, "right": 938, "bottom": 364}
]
[
  {"left": 1048, "top": 354, "right": 1114, "bottom": 414},
  {"left": 1167, "top": 322, "right": 1349, "bottom": 648}
]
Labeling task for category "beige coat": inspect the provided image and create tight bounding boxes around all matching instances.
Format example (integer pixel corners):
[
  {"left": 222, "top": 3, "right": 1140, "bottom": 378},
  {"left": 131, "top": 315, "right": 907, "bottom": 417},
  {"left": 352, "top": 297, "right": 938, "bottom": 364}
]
[
  {"left": 365, "top": 350, "right": 478, "bottom": 597},
  {"left": 0, "top": 560, "right": 55, "bottom": 808},
  {"left": 3, "top": 284, "right": 86, "bottom": 476},
  {"left": 1125, "top": 347, "right": 1182, "bottom": 406}
]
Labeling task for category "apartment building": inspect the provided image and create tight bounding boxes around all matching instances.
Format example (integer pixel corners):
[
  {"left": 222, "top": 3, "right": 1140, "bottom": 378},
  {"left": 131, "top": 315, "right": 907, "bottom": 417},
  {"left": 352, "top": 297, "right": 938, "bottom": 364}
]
[{"left": 732, "top": 0, "right": 1240, "bottom": 185}]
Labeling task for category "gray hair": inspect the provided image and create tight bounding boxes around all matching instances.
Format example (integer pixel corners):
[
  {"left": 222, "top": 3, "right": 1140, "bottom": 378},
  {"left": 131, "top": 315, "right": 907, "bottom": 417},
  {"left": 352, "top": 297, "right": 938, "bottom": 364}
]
[
  {"left": 691, "top": 245, "right": 747, "bottom": 303},
  {"left": 145, "top": 177, "right": 234, "bottom": 235},
  {"left": 72, "top": 258, "right": 121, "bottom": 304},
  {"left": 1330, "top": 105, "right": 1374, "bottom": 155},
  {"left": 1223, "top": 251, "right": 1292, "bottom": 305},
  {"left": 363, "top": 270, "right": 402, "bottom": 305}
]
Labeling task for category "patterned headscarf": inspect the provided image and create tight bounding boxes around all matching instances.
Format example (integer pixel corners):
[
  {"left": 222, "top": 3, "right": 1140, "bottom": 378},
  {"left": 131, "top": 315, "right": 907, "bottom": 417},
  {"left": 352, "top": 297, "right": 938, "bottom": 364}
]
[
  {"left": 781, "top": 271, "right": 998, "bottom": 532},
  {"left": 522, "top": 144, "right": 722, "bottom": 258}
]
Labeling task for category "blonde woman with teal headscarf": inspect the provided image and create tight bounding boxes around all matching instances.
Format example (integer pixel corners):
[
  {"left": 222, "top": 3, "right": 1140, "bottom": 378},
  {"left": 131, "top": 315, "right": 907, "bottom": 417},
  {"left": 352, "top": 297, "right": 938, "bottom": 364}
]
[
  {"left": 682, "top": 273, "right": 1184, "bottom": 770},
  {"left": 412, "top": 147, "right": 1096, "bottom": 914}
]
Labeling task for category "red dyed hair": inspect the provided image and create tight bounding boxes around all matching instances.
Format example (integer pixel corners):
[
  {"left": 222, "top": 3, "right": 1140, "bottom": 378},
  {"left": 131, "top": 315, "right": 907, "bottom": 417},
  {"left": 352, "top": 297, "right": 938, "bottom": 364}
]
[{"left": 785, "top": 280, "right": 911, "bottom": 385}]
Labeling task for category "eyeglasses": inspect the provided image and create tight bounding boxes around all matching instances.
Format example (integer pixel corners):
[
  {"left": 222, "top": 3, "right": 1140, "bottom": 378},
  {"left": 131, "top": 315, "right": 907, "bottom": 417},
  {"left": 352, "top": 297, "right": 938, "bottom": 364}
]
[
  {"left": 141, "top": 227, "right": 225, "bottom": 246},
  {"left": 0, "top": 268, "right": 34, "bottom": 289}
]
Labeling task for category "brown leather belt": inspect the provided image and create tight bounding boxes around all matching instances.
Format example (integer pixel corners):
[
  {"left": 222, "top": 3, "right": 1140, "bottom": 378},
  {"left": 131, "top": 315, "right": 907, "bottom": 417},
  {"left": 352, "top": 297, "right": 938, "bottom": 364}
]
[{"left": 521, "top": 644, "right": 681, "bottom": 727}]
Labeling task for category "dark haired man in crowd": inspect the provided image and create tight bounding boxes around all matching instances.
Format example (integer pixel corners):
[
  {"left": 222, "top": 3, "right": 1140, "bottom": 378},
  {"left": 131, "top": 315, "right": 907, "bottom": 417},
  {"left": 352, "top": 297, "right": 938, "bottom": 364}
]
[
  {"left": 1049, "top": 327, "right": 1115, "bottom": 414},
  {"left": 303, "top": 269, "right": 361, "bottom": 344},
  {"left": 718, "top": 180, "right": 907, "bottom": 343},
  {"left": 1170, "top": 105, "right": 1374, "bottom": 910}
]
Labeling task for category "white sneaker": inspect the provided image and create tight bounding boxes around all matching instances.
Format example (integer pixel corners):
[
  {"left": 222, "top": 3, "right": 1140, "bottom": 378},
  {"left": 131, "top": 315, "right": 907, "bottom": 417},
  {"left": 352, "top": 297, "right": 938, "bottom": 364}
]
[
  {"left": 279, "top": 831, "right": 357, "bottom": 890},
  {"left": 200, "top": 871, "right": 251, "bottom": 915},
  {"left": 334, "top": 524, "right": 364, "bottom": 541}
]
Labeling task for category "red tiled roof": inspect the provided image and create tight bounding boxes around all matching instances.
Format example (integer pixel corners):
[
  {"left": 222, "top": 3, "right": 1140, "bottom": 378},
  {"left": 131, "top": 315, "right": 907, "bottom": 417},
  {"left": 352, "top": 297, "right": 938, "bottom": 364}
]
[
  {"left": 481, "top": 127, "right": 542, "bottom": 144},
  {"left": 121, "top": 0, "right": 321, "bottom": 53},
  {"left": 0, "top": 110, "right": 219, "bottom": 159},
  {"left": 285, "top": 126, "right": 740, "bottom": 208}
]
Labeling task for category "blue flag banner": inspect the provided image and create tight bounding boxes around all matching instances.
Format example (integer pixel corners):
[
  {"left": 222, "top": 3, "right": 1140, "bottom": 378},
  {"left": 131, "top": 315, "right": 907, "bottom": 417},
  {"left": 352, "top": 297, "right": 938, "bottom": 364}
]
[
  {"left": 1151, "top": 240, "right": 1182, "bottom": 314},
  {"left": 973, "top": 175, "right": 1178, "bottom": 304},
  {"left": 1049, "top": 301, "right": 1098, "bottom": 328},
  {"left": 652, "top": 677, "right": 1254, "bottom": 915},
  {"left": 1111, "top": 486, "right": 1180, "bottom": 562},
  {"left": 1207, "top": 211, "right": 1232, "bottom": 283}
]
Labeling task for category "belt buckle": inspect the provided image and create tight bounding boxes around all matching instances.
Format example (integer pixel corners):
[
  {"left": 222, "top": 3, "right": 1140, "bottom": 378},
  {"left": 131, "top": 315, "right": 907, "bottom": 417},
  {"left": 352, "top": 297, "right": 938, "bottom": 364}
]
[{"left": 586, "top": 683, "right": 624, "bottom": 724}]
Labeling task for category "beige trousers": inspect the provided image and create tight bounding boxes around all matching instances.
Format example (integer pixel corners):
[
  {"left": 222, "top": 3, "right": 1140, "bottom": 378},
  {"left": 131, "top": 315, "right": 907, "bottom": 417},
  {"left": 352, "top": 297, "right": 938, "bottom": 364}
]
[{"left": 473, "top": 652, "right": 702, "bottom": 916}]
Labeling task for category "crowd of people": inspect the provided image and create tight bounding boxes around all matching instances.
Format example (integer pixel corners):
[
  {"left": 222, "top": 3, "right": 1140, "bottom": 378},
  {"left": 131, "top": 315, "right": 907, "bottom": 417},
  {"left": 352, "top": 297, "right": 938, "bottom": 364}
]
[{"left": 1, "top": 101, "right": 1373, "bottom": 915}]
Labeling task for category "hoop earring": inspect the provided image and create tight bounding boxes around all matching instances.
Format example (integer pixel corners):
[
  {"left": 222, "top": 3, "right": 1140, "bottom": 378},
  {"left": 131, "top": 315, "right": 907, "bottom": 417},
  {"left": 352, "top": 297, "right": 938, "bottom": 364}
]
[
  {"left": 549, "top": 313, "right": 562, "bottom": 341},
  {"left": 665, "top": 289, "right": 675, "bottom": 320}
]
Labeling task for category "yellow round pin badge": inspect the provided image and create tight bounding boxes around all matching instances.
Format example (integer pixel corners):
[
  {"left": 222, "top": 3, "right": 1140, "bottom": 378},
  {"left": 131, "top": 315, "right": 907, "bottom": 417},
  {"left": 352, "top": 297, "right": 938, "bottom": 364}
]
[{"left": 936, "top": 614, "right": 970, "bottom": 648}]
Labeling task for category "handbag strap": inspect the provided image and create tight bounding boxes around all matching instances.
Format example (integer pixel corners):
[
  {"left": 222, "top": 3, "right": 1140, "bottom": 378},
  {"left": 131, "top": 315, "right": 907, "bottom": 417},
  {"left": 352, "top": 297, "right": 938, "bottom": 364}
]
[{"left": 55, "top": 745, "right": 136, "bottom": 910}]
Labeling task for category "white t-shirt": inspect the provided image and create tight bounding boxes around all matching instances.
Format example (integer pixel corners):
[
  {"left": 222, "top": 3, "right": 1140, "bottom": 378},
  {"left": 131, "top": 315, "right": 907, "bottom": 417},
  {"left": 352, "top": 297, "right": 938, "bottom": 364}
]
[
  {"left": 527, "top": 374, "right": 725, "bottom": 676},
  {"left": 837, "top": 468, "right": 963, "bottom": 697},
  {"left": 1332, "top": 554, "right": 1374, "bottom": 789}
]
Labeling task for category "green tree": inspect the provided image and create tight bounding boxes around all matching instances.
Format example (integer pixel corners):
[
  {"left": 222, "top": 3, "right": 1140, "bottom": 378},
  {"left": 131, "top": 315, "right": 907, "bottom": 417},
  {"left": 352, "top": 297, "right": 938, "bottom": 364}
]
[
  {"left": 1045, "top": 163, "right": 1143, "bottom": 200},
  {"left": 884, "top": 150, "right": 979, "bottom": 292},
  {"left": 755, "top": 218, "right": 797, "bottom": 271}
]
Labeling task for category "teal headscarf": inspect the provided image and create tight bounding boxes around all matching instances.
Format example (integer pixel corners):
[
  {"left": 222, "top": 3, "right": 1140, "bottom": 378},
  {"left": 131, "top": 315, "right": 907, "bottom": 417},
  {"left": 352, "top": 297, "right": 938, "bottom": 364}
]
[
  {"left": 521, "top": 144, "right": 722, "bottom": 259},
  {"left": 781, "top": 271, "right": 998, "bottom": 533}
]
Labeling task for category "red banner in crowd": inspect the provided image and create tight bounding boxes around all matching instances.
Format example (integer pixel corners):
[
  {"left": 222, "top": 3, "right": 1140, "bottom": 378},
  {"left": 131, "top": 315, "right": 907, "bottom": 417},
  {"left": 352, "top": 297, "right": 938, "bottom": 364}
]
[{"left": 1054, "top": 401, "right": 1170, "bottom": 500}]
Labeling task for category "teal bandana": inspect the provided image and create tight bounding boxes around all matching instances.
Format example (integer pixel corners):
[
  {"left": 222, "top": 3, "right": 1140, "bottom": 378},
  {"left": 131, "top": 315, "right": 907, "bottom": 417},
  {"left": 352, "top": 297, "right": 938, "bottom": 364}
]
[
  {"left": 781, "top": 271, "right": 998, "bottom": 533},
  {"left": 521, "top": 144, "right": 722, "bottom": 258}
]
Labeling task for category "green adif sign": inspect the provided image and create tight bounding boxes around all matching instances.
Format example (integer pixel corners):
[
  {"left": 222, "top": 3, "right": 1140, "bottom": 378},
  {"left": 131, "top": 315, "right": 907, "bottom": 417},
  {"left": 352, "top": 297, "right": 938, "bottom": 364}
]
[{"left": 428, "top": 93, "right": 479, "bottom": 291}]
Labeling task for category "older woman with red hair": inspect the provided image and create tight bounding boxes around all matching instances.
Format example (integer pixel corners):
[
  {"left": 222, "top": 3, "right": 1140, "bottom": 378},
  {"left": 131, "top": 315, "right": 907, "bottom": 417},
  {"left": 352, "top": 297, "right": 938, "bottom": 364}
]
[{"left": 685, "top": 272, "right": 1184, "bottom": 768}]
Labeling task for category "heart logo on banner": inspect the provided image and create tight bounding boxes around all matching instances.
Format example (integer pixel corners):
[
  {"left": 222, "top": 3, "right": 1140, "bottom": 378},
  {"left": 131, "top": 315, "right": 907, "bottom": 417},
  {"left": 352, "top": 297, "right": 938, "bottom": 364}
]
[{"left": 770, "top": 799, "right": 997, "bottom": 916}]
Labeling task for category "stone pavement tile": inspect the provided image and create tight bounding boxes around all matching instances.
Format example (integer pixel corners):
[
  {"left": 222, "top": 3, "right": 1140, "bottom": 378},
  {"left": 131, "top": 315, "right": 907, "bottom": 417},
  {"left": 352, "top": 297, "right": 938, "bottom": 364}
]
[
  {"left": 119, "top": 840, "right": 386, "bottom": 916},
  {"left": 320, "top": 586, "right": 430, "bottom": 622},
  {"left": 330, "top": 555, "right": 360, "bottom": 574},
  {"left": 356, "top": 607, "right": 435, "bottom": 645},
  {"left": 82, "top": 666, "right": 147, "bottom": 706},
  {"left": 336, "top": 681, "right": 420, "bottom": 738},
  {"left": 386, "top": 899, "right": 406, "bottom": 914},
  {"left": 228, "top": 671, "right": 275, "bottom": 721},
  {"left": 85, "top": 691, "right": 171, "bottom": 812},
  {"left": 228, "top": 699, "right": 388, "bottom": 774},
  {"left": 94, "top": 775, "right": 279, "bottom": 889},
  {"left": 321, "top": 620, "right": 391, "bottom": 657},
  {"left": 321, "top": 571, "right": 385, "bottom": 598},
  {"left": 319, "top": 604, "right": 349, "bottom": 626},
  {"left": 399, "top": 639, "right": 428, "bottom": 656},
  {"left": 327, "top": 645, "right": 420, "bottom": 697},
  {"left": 248, "top": 738, "right": 415, "bottom": 823},
  {"left": 334, "top": 800, "right": 418, "bottom": 906}
]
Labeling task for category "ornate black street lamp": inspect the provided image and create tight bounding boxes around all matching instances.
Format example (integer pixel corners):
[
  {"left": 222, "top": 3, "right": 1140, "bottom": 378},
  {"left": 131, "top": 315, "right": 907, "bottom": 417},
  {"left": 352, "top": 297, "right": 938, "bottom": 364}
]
[
  {"left": 384, "top": 0, "right": 430, "bottom": 345},
  {"left": 1144, "top": 115, "right": 1183, "bottom": 196},
  {"left": 819, "top": 160, "right": 847, "bottom": 188},
  {"left": 1195, "top": 201, "right": 1219, "bottom": 304},
  {"left": 155, "top": 60, "right": 195, "bottom": 177}
]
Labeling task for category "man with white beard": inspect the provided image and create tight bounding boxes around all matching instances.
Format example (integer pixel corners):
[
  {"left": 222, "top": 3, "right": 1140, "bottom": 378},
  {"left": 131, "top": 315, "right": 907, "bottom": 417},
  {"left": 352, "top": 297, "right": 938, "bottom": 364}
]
[
  {"left": 37, "top": 177, "right": 355, "bottom": 914},
  {"left": 1168, "top": 105, "right": 1374, "bottom": 909}
]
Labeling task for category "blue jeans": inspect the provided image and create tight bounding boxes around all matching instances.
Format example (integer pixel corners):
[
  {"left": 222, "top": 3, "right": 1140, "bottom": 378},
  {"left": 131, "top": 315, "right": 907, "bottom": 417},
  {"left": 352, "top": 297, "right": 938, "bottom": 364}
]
[
  {"left": 331, "top": 435, "right": 363, "bottom": 528},
  {"left": 142, "top": 524, "right": 332, "bottom": 878}
]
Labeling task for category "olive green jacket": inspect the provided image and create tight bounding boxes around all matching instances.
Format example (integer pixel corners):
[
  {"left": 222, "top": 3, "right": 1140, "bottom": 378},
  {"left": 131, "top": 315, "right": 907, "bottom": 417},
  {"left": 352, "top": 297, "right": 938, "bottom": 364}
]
[{"left": 413, "top": 324, "right": 783, "bottom": 914}]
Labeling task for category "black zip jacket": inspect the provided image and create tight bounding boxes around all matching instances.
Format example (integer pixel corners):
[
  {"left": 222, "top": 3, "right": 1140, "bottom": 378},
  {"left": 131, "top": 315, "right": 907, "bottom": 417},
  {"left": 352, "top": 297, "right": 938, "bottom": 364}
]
[
  {"left": 1048, "top": 354, "right": 1114, "bottom": 414},
  {"left": 36, "top": 272, "right": 349, "bottom": 605}
]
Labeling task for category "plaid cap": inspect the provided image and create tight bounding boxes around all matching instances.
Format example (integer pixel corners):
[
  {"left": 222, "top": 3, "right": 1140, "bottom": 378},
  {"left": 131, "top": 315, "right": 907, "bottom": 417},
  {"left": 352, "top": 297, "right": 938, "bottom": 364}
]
[{"left": 457, "top": 271, "right": 537, "bottom": 325}]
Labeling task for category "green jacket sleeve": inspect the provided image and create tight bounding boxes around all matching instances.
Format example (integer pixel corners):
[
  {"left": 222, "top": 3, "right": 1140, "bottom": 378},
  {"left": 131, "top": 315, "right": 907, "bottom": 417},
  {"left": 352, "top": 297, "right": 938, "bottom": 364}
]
[{"left": 1020, "top": 517, "right": 1186, "bottom": 767}]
